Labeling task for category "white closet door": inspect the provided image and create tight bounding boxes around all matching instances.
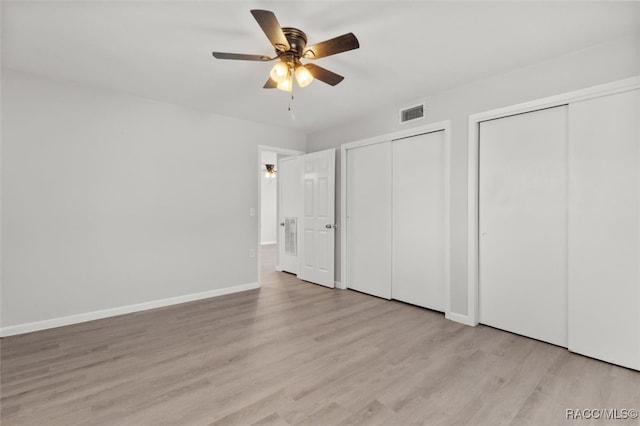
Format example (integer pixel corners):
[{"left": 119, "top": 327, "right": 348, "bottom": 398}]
[
  {"left": 392, "top": 131, "right": 446, "bottom": 311},
  {"left": 346, "top": 142, "right": 392, "bottom": 299},
  {"left": 479, "top": 106, "right": 568, "bottom": 347},
  {"left": 568, "top": 89, "right": 640, "bottom": 370}
]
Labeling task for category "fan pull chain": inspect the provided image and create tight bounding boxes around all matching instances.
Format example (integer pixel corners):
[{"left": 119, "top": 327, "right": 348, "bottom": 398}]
[{"left": 288, "top": 65, "right": 295, "bottom": 112}]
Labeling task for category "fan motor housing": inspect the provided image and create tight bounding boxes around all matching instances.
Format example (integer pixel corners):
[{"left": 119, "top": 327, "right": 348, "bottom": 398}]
[{"left": 279, "top": 27, "right": 307, "bottom": 57}]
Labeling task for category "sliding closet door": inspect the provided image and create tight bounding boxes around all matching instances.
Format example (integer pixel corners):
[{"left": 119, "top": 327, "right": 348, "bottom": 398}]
[
  {"left": 479, "top": 106, "right": 568, "bottom": 347},
  {"left": 392, "top": 131, "right": 446, "bottom": 311},
  {"left": 346, "top": 142, "right": 392, "bottom": 299},
  {"left": 568, "top": 90, "right": 640, "bottom": 370}
]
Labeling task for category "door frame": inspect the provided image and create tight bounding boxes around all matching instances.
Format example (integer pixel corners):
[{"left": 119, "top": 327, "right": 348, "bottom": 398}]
[
  {"left": 466, "top": 76, "right": 640, "bottom": 327},
  {"left": 257, "top": 145, "right": 305, "bottom": 285},
  {"left": 340, "top": 121, "right": 452, "bottom": 316}
]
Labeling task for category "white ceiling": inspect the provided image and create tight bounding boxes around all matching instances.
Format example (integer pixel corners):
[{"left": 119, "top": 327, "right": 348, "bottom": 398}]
[{"left": 3, "top": 1, "right": 639, "bottom": 133}]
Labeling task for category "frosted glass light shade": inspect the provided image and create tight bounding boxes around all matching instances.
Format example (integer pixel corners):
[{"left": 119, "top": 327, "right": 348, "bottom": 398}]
[
  {"left": 295, "top": 65, "right": 314, "bottom": 87},
  {"left": 277, "top": 78, "right": 293, "bottom": 92},
  {"left": 270, "top": 62, "right": 289, "bottom": 83}
]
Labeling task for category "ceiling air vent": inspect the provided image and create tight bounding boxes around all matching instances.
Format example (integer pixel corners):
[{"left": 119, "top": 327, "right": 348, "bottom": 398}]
[{"left": 400, "top": 103, "right": 425, "bottom": 124}]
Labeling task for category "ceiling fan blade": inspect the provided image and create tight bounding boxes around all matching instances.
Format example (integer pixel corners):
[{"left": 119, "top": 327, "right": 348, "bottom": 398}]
[
  {"left": 263, "top": 77, "right": 277, "bottom": 89},
  {"left": 305, "top": 64, "right": 344, "bottom": 86},
  {"left": 212, "top": 52, "right": 272, "bottom": 61},
  {"left": 250, "top": 9, "right": 290, "bottom": 52},
  {"left": 303, "top": 33, "right": 359, "bottom": 59}
]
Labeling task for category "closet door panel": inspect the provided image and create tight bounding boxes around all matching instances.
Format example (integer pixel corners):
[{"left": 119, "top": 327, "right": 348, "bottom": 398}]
[
  {"left": 392, "top": 131, "right": 446, "bottom": 311},
  {"left": 479, "top": 106, "right": 568, "bottom": 347},
  {"left": 568, "top": 89, "right": 640, "bottom": 370},
  {"left": 346, "top": 142, "right": 392, "bottom": 299}
]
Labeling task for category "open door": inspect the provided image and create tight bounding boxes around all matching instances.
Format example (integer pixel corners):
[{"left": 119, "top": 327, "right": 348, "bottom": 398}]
[
  {"left": 278, "top": 156, "right": 301, "bottom": 274},
  {"left": 298, "top": 149, "right": 336, "bottom": 288},
  {"left": 277, "top": 149, "right": 335, "bottom": 287}
]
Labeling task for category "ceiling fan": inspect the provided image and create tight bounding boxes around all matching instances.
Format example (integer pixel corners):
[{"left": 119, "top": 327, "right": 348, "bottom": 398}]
[{"left": 212, "top": 10, "right": 359, "bottom": 91}]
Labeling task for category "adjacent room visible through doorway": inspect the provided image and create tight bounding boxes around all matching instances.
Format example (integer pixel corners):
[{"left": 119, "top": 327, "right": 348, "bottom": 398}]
[{"left": 260, "top": 150, "right": 279, "bottom": 284}]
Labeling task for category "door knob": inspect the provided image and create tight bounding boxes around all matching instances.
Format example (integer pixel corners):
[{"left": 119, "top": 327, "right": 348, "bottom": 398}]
[
  {"left": 280, "top": 222, "right": 285, "bottom": 227},
  {"left": 325, "top": 224, "right": 338, "bottom": 229}
]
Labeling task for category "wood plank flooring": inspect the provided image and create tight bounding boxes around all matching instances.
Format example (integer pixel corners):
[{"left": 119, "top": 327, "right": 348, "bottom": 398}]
[{"left": 1, "top": 245, "right": 639, "bottom": 425}]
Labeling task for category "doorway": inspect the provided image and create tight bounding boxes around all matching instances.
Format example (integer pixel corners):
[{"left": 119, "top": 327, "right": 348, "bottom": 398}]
[
  {"left": 260, "top": 150, "right": 279, "bottom": 282},
  {"left": 257, "top": 145, "right": 304, "bottom": 286}
]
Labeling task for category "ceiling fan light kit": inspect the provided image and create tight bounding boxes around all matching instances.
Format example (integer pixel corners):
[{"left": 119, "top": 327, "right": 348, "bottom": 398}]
[
  {"left": 212, "top": 9, "right": 359, "bottom": 96},
  {"left": 270, "top": 61, "right": 289, "bottom": 83},
  {"left": 294, "top": 65, "right": 313, "bottom": 88},
  {"left": 276, "top": 77, "right": 293, "bottom": 92}
]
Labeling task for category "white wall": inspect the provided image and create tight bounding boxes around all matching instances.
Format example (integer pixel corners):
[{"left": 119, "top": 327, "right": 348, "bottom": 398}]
[
  {"left": 0, "top": 70, "right": 305, "bottom": 331},
  {"left": 260, "top": 151, "right": 277, "bottom": 245},
  {"left": 307, "top": 35, "right": 640, "bottom": 319}
]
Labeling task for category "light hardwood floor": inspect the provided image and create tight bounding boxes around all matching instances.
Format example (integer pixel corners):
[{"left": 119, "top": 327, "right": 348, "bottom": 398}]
[{"left": 2, "top": 245, "right": 639, "bottom": 425}]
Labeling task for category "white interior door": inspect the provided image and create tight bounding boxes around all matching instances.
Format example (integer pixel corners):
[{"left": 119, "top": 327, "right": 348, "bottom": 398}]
[
  {"left": 392, "top": 131, "right": 447, "bottom": 311},
  {"left": 346, "top": 142, "right": 392, "bottom": 299},
  {"left": 568, "top": 89, "right": 640, "bottom": 370},
  {"left": 298, "top": 149, "right": 335, "bottom": 287},
  {"left": 479, "top": 106, "right": 568, "bottom": 347},
  {"left": 278, "top": 156, "right": 301, "bottom": 274}
]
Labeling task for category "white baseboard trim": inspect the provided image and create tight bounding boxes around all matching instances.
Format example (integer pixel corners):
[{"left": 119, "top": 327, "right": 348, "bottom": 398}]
[
  {"left": 0, "top": 282, "right": 260, "bottom": 337},
  {"left": 261, "top": 241, "right": 277, "bottom": 246},
  {"left": 335, "top": 281, "right": 346, "bottom": 289},
  {"left": 445, "top": 312, "right": 478, "bottom": 326},
  {"left": 275, "top": 265, "right": 283, "bottom": 272}
]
